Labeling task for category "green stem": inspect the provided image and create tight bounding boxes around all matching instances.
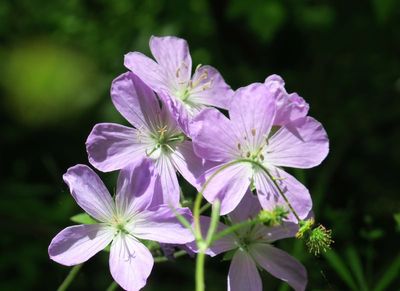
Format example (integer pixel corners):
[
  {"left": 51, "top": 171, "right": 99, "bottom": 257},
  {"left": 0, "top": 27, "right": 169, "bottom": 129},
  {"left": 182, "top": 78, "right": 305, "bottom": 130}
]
[
  {"left": 57, "top": 264, "right": 83, "bottom": 291},
  {"left": 105, "top": 281, "right": 118, "bottom": 291},
  {"left": 153, "top": 250, "right": 188, "bottom": 263},
  {"left": 205, "top": 200, "right": 221, "bottom": 246},
  {"left": 195, "top": 251, "right": 206, "bottom": 291},
  {"left": 212, "top": 218, "right": 259, "bottom": 243}
]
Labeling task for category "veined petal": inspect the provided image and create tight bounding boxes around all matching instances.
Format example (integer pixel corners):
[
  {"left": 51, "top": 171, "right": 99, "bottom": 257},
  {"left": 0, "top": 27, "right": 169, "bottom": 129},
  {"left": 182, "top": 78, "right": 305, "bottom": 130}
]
[
  {"left": 266, "top": 116, "right": 329, "bottom": 168},
  {"left": 124, "top": 51, "right": 169, "bottom": 93},
  {"left": 200, "top": 162, "right": 252, "bottom": 215},
  {"left": 86, "top": 123, "right": 150, "bottom": 172},
  {"left": 189, "top": 65, "right": 234, "bottom": 110},
  {"left": 229, "top": 190, "right": 262, "bottom": 224},
  {"left": 250, "top": 243, "right": 307, "bottom": 291},
  {"left": 154, "top": 153, "right": 180, "bottom": 207},
  {"left": 111, "top": 72, "right": 162, "bottom": 132},
  {"left": 264, "top": 75, "right": 309, "bottom": 126},
  {"left": 109, "top": 234, "right": 153, "bottom": 291},
  {"left": 258, "top": 222, "right": 299, "bottom": 243},
  {"left": 171, "top": 141, "right": 219, "bottom": 189},
  {"left": 115, "top": 158, "right": 158, "bottom": 218},
  {"left": 228, "top": 250, "right": 262, "bottom": 291},
  {"left": 149, "top": 35, "right": 192, "bottom": 89},
  {"left": 229, "top": 83, "right": 276, "bottom": 151},
  {"left": 63, "top": 165, "right": 115, "bottom": 222},
  {"left": 254, "top": 166, "right": 312, "bottom": 223},
  {"left": 190, "top": 108, "right": 240, "bottom": 162},
  {"left": 186, "top": 216, "right": 236, "bottom": 257},
  {"left": 49, "top": 224, "right": 115, "bottom": 266},
  {"left": 128, "top": 206, "right": 194, "bottom": 244}
]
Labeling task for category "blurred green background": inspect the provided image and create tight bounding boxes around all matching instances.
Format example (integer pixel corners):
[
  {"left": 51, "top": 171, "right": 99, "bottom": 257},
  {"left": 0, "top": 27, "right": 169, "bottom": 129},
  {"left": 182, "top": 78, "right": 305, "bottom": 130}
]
[{"left": 1, "top": 0, "right": 399, "bottom": 290}]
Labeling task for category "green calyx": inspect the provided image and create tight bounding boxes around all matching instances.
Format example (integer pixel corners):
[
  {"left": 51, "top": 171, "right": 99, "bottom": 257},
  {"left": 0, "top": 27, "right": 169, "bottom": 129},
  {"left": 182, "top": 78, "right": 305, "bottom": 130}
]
[{"left": 258, "top": 206, "right": 288, "bottom": 227}]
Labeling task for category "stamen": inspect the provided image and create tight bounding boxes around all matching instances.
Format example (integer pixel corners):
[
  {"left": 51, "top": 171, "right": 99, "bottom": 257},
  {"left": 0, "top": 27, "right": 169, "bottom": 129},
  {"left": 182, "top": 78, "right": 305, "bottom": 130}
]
[
  {"left": 260, "top": 154, "right": 264, "bottom": 161},
  {"left": 251, "top": 128, "right": 256, "bottom": 136},
  {"left": 176, "top": 68, "right": 180, "bottom": 78},
  {"left": 237, "top": 143, "right": 241, "bottom": 150},
  {"left": 246, "top": 152, "right": 251, "bottom": 158}
]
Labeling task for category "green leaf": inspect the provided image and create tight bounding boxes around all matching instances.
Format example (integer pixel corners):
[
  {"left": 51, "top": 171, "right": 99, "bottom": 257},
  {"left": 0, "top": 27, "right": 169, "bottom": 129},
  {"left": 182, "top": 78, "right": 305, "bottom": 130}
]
[
  {"left": 394, "top": 213, "right": 400, "bottom": 232},
  {"left": 222, "top": 249, "right": 236, "bottom": 262},
  {"left": 323, "top": 249, "right": 358, "bottom": 290},
  {"left": 70, "top": 213, "right": 97, "bottom": 224},
  {"left": 373, "top": 253, "right": 400, "bottom": 291},
  {"left": 346, "top": 247, "right": 368, "bottom": 291}
]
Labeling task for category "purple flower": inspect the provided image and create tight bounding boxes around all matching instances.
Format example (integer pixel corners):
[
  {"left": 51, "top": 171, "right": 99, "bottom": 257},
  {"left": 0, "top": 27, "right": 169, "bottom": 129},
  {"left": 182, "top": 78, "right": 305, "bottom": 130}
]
[
  {"left": 124, "top": 36, "right": 234, "bottom": 134},
  {"left": 190, "top": 83, "right": 329, "bottom": 221},
  {"left": 188, "top": 193, "right": 307, "bottom": 291},
  {"left": 264, "top": 75, "right": 309, "bottom": 126},
  {"left": 48, "top": 160, "right": 194, "bottom": 291},
  {"left": 86, "top": 72, "right": 214, "bottom": 206}
]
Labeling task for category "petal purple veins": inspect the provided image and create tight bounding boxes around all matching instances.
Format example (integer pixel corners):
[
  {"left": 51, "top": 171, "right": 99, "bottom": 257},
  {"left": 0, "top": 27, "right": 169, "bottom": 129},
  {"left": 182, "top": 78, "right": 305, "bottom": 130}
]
[
  {"left": 190, "top": 108, "right": 240, "bottom": 162},
  {"left": 124, "top": 51, "right": 169, "bottom": 93},
  {"left": 63, "top": 165, "right": 115, "bottom": 222},
  {"left": 128, "top": 206, "right": 194, "bottom": 244},
  {"left": 186, "top": 216, "right": 236, "bottom": 257},
  {"left": 154, "top": 154, "right": 180, "bottom": 207},
  {"left": 200, "top": 162, "right": 252, "bottom": 215},
  {"left": 171, "top": 141, "right": 219, "bottom": 189},
  {"left": 250, "top": 243, "right": 307, "bottom": 291},
  {"left": 228, "top": 250, "right": 262, "bottom": 291},
  {"left": 266, "top": 116, "right": 329, "bottom": 168},
  {"left": 49, "top": 224, "right": 115, "bottom": 266},
  {"left": 115, "top": 158, "right": 157, "bottom": 217},
  {"left": 109, "top": 234, "right": 154, "bottom": 291},
  {"left": 149, "top": 35, "right": 192, "bottom": 87},
  {"left": 111, "top": 72, "right": 162, "bottom": 131},
  {"left": 190, "top": 65, "right": 234, "bottom": 110},
  {"left": 254, "top": 167, "right": 312, "bottom": 222},
  {"left": 86, "top": 123, "right": 150, "bottom": 172},
  {"left": 229, "top": 83, "right": 276, "bottom": 150}
]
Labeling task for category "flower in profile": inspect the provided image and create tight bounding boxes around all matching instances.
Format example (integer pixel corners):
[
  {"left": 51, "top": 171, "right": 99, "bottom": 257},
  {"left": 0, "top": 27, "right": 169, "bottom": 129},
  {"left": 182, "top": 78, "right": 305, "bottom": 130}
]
[
  {"left": 124, "top": 35, "right": 234, "bottom": 134},
  {"left": 188, "top": 193, "right": 307, "bottom": 291},
  {"left": 264, "top": 74, "right": 309, "bottom": 126},
  {"left": 86, "top": 72, "right": 214, "bottom": 206},
  {"left": 48, "top": 160, "right": 194, "bottom": 291},
  {"left": 190, "top": 83, "right": 329, "bottom": 221}
]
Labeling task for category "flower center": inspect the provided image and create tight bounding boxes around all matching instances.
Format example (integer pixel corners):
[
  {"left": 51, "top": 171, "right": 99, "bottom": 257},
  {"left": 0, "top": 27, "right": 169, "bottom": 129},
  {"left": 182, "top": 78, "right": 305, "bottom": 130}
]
[
  {"left": 112, "top": 216, "right": 129, "bottom": 234},
  {"left": 146, "top": 125, "right": 185, "bottom": 158}
]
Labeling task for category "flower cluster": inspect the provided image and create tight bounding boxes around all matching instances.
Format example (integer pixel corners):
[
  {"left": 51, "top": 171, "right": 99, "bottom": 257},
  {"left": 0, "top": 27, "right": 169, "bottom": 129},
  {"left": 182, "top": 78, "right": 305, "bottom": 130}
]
[{"left": 49, "top": 36, "right": 330, "bottom": 291}]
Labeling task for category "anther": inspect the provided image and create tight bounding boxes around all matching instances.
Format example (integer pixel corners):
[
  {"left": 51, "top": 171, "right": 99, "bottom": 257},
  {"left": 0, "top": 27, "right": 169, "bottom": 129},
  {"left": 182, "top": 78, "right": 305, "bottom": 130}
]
[
  {"left": 237, "top": 143, "right": 241, "bottom": 150},
  {"left": 251, "top": 128, "right": 256, "bottom": 136},
  {"left": 246, "top": 152, "right": 251, "bottom": 158}
]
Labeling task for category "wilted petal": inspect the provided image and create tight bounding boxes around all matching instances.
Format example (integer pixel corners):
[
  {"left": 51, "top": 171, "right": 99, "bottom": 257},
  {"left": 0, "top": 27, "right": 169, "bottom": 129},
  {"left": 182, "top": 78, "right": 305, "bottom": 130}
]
[
  {"left": 186, "top": 216, "right": 236, "bottom": 257},
  {"left": 250, "top": 243, "right": 307, "bottom": 291},
  {"left": 115, "top": 158, "right": 158, "bottom": 217},
  {"left": 154, "top": 154, "right": 180, "bottom": 207},
  {"left": 200, "top": 162, "right": 252, "bottom": 215},
  {"left": 229, "top": 83, "right": 276, "bottom": 150},
  {"left": 111, "top": 72, "right": 162, "bottom": 131},
  {"left": 86, "top": 123, "right": 150, "bottom": 172},
  {"left": 190, "top": 65, "right": 234, "bottom": 110},
  {"left": 266, "top": 116, "right": 329, "bottom": 168},
  {"left": 190, "top": 108, "right": 240, "bottom": 162},
  {"left": 49, "top": 224, "right": 115, "bottom": 266},
  {"left": 63, "top": 165, "right": 115, "bottom": 222},
  {"left": 254, "top": 167, "right": 312, "bottom": 222},
  {"left": 149, "top": 36, "right": 192, "bottom": 88},
  {"left": 124, "top": 52, "right": 169, "bottom": 93},
  {"left": 109, "top": 234, "right": 153, "bottom": 291},
  {"left": 228, "top": 250, "right": 262, "bottom": 291},
  {"left": 171, "top": 141, "right": 219, "bottom": 189},
  {"left": 128, "top": 206, "right": 194, "bottom": 244}
]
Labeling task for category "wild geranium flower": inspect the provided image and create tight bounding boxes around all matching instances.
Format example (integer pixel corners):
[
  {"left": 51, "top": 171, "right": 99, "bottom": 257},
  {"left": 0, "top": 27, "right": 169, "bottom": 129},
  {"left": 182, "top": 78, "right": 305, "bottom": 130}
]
[
  {"left": 264, "top": 74, "right": 309, "bottom": 126},
  {"left": 190, "top": 83, "right": 329, "bottom": 221},
  {"left": 48, "top": 160, "right": 194, "bottom": 291},
  {"left": 188, "top": 193, "right": 307, "bottom": 291},
  {"left": 124, "top": 35, "right": 234, "bottom": 134},
  {"left": 86, "top": 72, "right": 213, "bottom": 206}
]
